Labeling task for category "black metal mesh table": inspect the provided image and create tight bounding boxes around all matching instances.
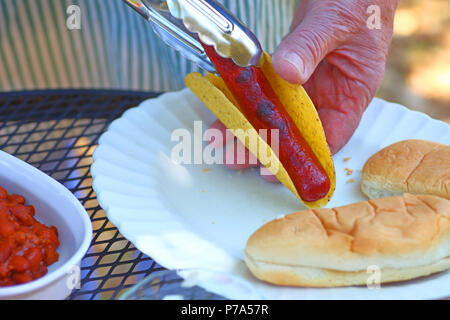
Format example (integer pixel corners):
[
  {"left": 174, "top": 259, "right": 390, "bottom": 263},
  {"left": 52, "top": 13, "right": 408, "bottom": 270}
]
[{"left": 0, "top": 89, "right": 170, "bottom": 300}]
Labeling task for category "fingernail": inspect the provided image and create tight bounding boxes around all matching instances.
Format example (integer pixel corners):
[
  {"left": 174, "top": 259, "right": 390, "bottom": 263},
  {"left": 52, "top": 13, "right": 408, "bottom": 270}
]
[
  {"left": 260, "top": 167, "right": 280, "bottom": 184},
  {"left": 278, "top": 51, "right": 306, "bottom": 81}
]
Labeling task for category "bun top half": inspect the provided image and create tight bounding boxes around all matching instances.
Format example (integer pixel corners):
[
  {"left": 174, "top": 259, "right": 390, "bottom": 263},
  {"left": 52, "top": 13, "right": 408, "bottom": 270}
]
[{"left": 245, "top": 194, "right": 450, "bottom": 272}]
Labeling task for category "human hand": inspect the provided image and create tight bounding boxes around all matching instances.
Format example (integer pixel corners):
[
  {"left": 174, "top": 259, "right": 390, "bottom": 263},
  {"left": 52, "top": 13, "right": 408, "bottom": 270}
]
[
  {"left": 273, "top": 0, "right": 398, "bottom": 154},
  {"left": 208, "top": 0, "right": 398, "bottom": 181},
  {"left": 205, "top": 120, "right": 281, "bottom": 183}
]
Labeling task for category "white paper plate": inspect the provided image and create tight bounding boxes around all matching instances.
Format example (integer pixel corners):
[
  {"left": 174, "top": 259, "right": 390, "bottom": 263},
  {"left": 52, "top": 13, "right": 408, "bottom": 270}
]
[{"left": 91, "top": 88, "right": 450, "bottom": 300}]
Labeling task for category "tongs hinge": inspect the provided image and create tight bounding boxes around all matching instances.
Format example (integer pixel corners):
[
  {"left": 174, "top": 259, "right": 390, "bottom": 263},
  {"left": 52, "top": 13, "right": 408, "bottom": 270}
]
[
  {"left": 123, "top": 0, "right": 262, "bottom": 72},
  {"left": 123, "top": 0, "right": 216, "bottom": 73}
]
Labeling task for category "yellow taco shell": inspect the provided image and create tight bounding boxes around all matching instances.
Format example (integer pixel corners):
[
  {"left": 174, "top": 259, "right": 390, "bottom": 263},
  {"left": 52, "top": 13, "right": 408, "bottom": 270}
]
[{"left": 185, "top": 52, "right": 335, "bottom": 208}]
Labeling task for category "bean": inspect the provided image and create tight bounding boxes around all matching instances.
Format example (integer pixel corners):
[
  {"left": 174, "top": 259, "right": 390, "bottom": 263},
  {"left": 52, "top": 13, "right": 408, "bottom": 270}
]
[
  {"left": 9, "top": 255, "right": 30, "bottom": 273},
  {"left": 24, "top": 248, "right": 42, "bottom": 271},
  {"left": 0, "top": 242, "right": 13, "bottom": 263},
  {"left": 0, "top": 217, "right": 15, "bottom": 237},
  {"left": 12, "top": 272, "right": 33, "bottom": 284},
  {"left": 11, "top": 205, "right": 34, "bottom": 226}
]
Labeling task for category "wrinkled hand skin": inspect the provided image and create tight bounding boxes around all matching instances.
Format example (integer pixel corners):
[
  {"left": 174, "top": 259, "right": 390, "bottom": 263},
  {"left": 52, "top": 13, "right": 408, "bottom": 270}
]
[
  {"left": 273, "top": 0, "right": 399, "bottom": 154},
  {"left": 210, "top": 0, "right": 398, "bottom": 180}
]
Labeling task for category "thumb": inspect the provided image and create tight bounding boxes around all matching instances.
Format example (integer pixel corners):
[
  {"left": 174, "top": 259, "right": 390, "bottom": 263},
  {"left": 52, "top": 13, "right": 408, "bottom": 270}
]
[{"left": 272, "top": 14, "right": 348, "bottom": 84}]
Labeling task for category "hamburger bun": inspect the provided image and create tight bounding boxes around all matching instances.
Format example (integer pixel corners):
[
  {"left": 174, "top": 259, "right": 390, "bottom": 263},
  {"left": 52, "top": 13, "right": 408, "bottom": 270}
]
[
  {"left": 244, "top": 194, "right": 450, "bottom": 287},
  {"left": 361, "top": 140, "right": 449, "bottom": 200}
]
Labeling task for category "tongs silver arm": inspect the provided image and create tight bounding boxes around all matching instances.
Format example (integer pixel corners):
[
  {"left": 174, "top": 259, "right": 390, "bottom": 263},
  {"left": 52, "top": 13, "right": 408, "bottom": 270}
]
[
  {"left": 167, "top": 0, "right": 262, "bottom": 67},
  {"left": 123, "top": 0, "right": 262, "bottom": 72},
  {"left": 122, "top": 0, "right": 216, "bottom": 73}
]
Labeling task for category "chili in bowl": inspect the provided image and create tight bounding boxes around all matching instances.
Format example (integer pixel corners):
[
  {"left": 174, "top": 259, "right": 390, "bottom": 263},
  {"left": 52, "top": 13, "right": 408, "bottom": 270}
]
[
  {"left": 0, "top": 186, "right": 60, "bottom": 287},
  {"left": 0, "top": 150, "right": 92, "bottom": 300}
]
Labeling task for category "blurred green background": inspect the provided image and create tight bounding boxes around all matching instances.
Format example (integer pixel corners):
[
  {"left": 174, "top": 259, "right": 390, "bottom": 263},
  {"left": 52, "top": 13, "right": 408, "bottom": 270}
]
[{"left": 380, "top": 0, "right": 450, "bottom": 123}]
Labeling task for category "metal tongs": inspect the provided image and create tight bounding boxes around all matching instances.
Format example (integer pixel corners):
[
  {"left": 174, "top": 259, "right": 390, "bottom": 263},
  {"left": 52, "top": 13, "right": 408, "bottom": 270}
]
[{"left": 122, "top": 0, "right": 263, "bottom": 73}]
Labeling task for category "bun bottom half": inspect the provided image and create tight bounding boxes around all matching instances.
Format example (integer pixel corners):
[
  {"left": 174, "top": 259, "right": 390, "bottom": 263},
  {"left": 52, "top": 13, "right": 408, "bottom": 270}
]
[{"left": 244, "top": 252, "right": 450, "bottom": 288}]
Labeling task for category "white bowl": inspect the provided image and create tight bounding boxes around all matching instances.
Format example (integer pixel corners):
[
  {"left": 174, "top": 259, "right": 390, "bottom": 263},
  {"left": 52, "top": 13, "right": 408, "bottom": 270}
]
[{"left": 0, "top": 150, "right": 92, "bottom": 300}]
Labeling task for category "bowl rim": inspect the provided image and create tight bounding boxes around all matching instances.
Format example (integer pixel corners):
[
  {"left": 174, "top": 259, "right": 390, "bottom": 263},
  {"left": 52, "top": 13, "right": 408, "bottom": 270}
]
[{"left": 0, "top": 150, "right": 93, "bottom": 297}]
